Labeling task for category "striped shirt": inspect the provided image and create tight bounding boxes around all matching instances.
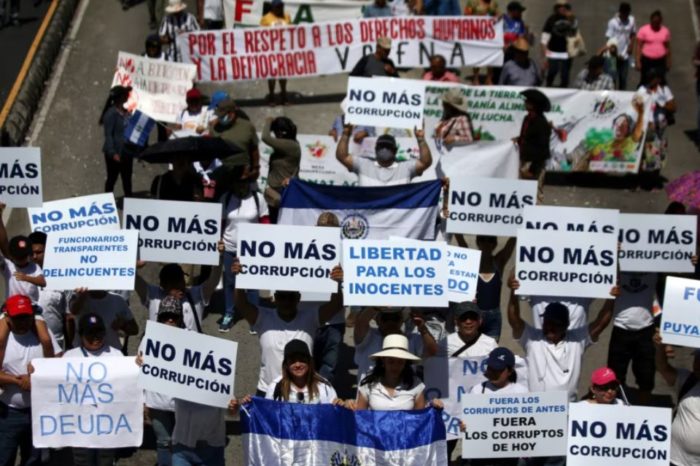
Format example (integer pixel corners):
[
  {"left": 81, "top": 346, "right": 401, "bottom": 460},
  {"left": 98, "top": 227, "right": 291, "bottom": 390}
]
[{"left": 159, "top": 12, "right": 200, "bottom": 62}]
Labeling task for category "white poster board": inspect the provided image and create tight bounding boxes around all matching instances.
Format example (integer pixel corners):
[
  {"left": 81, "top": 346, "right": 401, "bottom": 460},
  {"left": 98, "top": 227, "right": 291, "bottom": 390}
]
[
  {"left": 123, "top": 198, "right": 221, "bottom": 265},
  {"left": 42, "top": 230, "right": 139, "bottom": 290},
  {"left": 31, "top": 357, "right": 143, "bottom": 448},
  {"left": 661, "top": 276, "right": 700, "bottom": 348},
  {"left": 447, "top": 177, "right": 537, "bottom": 236},
  {"left": 236, "top": 224, "right": 341, "bottom": 293},
  {"left": 0, "top": 148, "right": 42, "bottom": 207},
  {"left": 446, "top": 245, "right": 481, "bottom": 302},
  {"left": 138, "top": 321, "right": 238, "bottom": 408},
  {"left": 29, "top": 193, "right": 120, "bottom": 233},
  {"left": 567, "top": 403, "right": 672, "bottom": 466},
  {"left": 523, "top": 205, "right": 619, "bottom": 236},
  {"left": 345, "top": 77, "right": 426, "bottom": 130},
  {"left": 619, "top": 214, "right": 696, "bottom": 273}
]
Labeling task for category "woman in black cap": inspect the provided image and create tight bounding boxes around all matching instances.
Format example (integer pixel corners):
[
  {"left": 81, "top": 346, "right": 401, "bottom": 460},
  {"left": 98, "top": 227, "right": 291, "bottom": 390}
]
[
  {"left": 99, "top": 85, "right": 134, "bottom": 199},
  {"left": 516, "top": 89, "right": 551, "bottom": 203}
]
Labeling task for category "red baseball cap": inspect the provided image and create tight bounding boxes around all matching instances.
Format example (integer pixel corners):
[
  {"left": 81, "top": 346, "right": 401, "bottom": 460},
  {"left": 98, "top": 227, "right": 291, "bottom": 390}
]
[
  {"left": 591, "top": 367, "right": 618, "bottom": 386},
  {"left": 186, "top": 88, "right": 202, "bottom": 101},
  {"left": 4, "top": 295, "right": 34, "bottom": 318}
]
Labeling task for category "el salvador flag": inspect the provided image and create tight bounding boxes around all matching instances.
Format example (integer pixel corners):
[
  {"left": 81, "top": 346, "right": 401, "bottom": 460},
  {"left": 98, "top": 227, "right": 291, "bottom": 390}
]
[
  {"left": 242, "top": 398, "right": 448, "bottom": 466},
  {"left": 278, "top": 179, "right": 442, "bottom": 240},
  {"left": 124, "top": 110, "right": 155, "bottom": 147}
]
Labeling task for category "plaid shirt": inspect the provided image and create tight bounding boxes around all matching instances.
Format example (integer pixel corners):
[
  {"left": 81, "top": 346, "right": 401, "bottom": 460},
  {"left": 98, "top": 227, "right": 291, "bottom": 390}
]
[
  {"left": 575, "top": 69, "right": 616, "bottom": 91},
  {"left": 159, "top": 12, "right": 200, "bottom": 62},
  {"left": 435, "top": 115, "right": 474, "bottom": 145}
]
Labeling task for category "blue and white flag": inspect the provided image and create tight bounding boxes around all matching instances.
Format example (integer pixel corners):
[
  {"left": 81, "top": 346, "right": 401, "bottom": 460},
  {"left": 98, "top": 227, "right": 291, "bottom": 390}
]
[
  {"left": 124, "top": 110, "right": 155, "bottom": 147},
  {"left": 278, "top": 179, "right": 442, "bottom": 240},
  {"left": 242, "top": 398, "right": 447, "bottom": 466}
]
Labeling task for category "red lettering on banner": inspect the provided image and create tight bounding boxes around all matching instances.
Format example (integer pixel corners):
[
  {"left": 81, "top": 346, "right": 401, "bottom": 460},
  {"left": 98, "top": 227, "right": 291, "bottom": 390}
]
[
  {"left": 244, "top": 31, "right": 254, "bottom": 53},
  {"left": 191, "top": 57, "right": 202, "bottom": 81},
  {"left": 222, "top": 32, "right": 236, "bottom": 55},
  {"left": 326, "top": 23, "right": 353, "bottom": 46},
  {"left": 311, "top": 25, "right": 321, "bottom": 47},
  {"left": 188, "top": 33, "right": 217, "bottom": 56},
  {"left": 360, "top": 18, "right": 425, "bottom": 43},
  {"left": 234, "top": 0, "right": 254, "bottom": 22},
  {"left": 229, "top": 51, "right": 317, "bottom": 80},
  {"left": 432, "top": 18, "right": 496, "bottom": 41}
]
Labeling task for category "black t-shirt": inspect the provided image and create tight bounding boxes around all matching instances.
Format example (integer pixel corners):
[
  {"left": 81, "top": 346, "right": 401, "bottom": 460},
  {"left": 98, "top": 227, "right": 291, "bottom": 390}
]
[{"left": 543, "top": 14, "right": 575, "bottom": 53}]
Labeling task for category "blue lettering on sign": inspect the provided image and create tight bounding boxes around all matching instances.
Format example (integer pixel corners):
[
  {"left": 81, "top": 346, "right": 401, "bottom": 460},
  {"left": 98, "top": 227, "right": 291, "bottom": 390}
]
[{"left": 41, "top": 414, "right": 133, "bottom": 436}]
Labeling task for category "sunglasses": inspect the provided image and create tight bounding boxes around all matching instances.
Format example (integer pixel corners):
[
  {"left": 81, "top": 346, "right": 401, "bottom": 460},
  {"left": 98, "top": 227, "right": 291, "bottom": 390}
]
[
  {"left": 458, "top": 313, "right": 480, "bottom": 321},
  {"left": 593, "top": 383, "right": 619, "bottom": 392}
]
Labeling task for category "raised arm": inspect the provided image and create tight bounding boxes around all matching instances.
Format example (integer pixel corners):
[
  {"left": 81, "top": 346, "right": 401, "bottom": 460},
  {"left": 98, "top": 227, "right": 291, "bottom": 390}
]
[
  {"left": 353, "top": 307, "right": 378, "bottom": 346},
  {"left": 318, "top": 266, "right": 344, "bottom": 324},
  {"left": 588, "top": 287, "right": 617, "bottom": 342},
  {"left": 336, "top": 124, "right": 355, "bottom": 171},
  {"left": 654, "top": 329, "right": 678, "bottom": 387},
  {"left": 495, "top": 237, "right": 517, "bottom": 271},
  {"left": 201, "top": 256, "right": 223, "bottom": 302},
  {"left": 414, "top": 127, "right": 432, "bottom": 176},
  {"left": 134, "top": 261, "right": 148, "bottom": 305},
  {"left": 232, "top": 260, "right": 259, "bottom": 326},
  {"left": 506, "top": 273, "right": 525, "bottom": 339}
]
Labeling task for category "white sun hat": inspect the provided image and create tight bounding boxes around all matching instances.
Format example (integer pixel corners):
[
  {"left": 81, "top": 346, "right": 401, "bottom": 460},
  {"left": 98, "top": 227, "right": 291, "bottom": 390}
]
[
  {"left": 165, "top": 0, "right": 187, "bottom": 13},
  {"left": 370, "top": 334, "right": 420, "bottom": 361}
]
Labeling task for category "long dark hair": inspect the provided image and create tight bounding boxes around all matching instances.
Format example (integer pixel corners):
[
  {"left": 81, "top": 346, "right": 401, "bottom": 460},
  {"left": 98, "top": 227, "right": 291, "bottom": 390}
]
[
  {"left": 99, "top": 86, "right": 130, "bottom": 125},
  {"left": 271, "top": 116, "right": 298, "bottom": 141},
  {"left": 360, "top": 357, "right": 416, "bottom": 388},
  {"left": 278, "top": 353, "right": 326, "bottom": 401}
]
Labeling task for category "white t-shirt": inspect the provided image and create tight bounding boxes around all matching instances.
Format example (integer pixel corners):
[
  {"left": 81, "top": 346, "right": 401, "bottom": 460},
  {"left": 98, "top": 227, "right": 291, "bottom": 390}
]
[
  {"left": 176, "top": 109, "right": 207, "bottom": 136},
  {"left": 530, "top": 296, "right": 592, "bottom": 331},
  {"left": 0, "top": 329, "right": 61, "bottom": 409},
  {"left": 221, "top": 192, "right": 269, "bottom": 253},
  {"left": 63, "top": 345, "right": 123, "bottom": 358},
  {"left": 520, "top": 325, "right": 591, "bottom": 400},
  {"left": 354, "top": 328, "right": 423, "bottom": 383},
  {"left": 138, "top": 339, "right": 175, "bottom": 411},
  {"left": 1, "top": 258, "right": 42, "bottom": 303},
  {"left": 613, "top": 272, "right": 656, "bottom": 331},
  {"left": 38, "top": 289, "right": 67, "bottom": 348},
  {"left": 468, "top": 381, "right": 529, "bottom": 394},
  {"left": 69, "top": 293, "right": 135, "bottom": 350},
  {"left": 252, "top": 306, "right": 320, "bottom": 392},
  {"left": 444, "top": 332, "right": 498, "bottom": 358},
  {"left": 203, "top": 0, "right": 224, "bottom": 20},
  {"left": 351, "top": 157, "right": 417, "bottom": 187},
  {"left": 265, "top": 375, "right": 338, "bottom": 404},
  {"left": 605, "top": 14, "right": 636, "bottom": 58},
  {"left": 358, "top": 377, "right": 425, "bottom": 410},
  {"left": 671, "top": 370, "right": 700, "bottom": 466},
  {"left": 144, "top": 284, "right": 207, "bottom": 333},
  {"left": 172, "top": 399, "right": 226, "bottom": 448}
]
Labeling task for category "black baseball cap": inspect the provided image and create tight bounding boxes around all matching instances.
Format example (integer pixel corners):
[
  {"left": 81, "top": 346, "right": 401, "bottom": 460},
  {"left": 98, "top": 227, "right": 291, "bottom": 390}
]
[
  {"left": 507, "top": 1, "right": 526, "bottom": 11},
  {"left": 78, "top": 312, "right": 107, "bottom": 336},
  {"left": 9, "top": 236, "right": 32, "bottom": 259},
  {"left": 284, "top": 339, "right": 311, "bottom": 360}
]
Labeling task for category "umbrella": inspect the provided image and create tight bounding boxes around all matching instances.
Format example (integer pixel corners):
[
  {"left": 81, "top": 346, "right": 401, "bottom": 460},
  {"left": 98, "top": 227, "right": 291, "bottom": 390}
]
[
  {"left": 665, "top": 171, "right": 700, "bottom": 209},
  {"left": 140, "top": 136, "right": 244, "bottom": 164},
  {"left": 520, "top": 89, "right": 551, "bottom": 113}
]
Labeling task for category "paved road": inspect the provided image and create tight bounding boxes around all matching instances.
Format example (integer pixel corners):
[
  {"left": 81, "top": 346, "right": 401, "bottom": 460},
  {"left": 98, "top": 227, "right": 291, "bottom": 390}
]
[{"left": 8, "top": 0, "right": 700, "bottom": 463}]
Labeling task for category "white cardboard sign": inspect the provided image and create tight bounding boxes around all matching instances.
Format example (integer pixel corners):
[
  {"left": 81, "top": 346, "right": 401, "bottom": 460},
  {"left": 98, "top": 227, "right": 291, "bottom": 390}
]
[
  {"left": 345, "top": 77, "right": 426, "bottom": 130},
  {"left": 29, "top": 193, "right": 120, "bottom": 233},
  {"left": 660, "top": 276, "right": 700, "bottom": 348},
  {"left": 523, "top": 205, "right": 619, "bottom": 237},
  {"left": 0, "top": 147, "right": 42, "bottom": 207}
]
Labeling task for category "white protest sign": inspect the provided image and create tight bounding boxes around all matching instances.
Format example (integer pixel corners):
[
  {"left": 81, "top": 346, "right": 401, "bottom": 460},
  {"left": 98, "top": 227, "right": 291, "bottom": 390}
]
[
  {"left": 139, "top": 321, "right": 238, "bottom": 408},
  {"left": 446, "top": 245, "right": 480, "bottom": 302},
  {"left": 0, "top": 148, "right": 42, "bottom": 207},
  {"left": 523, "top": 205, "right": 619, "bottom": 236},
  {"left": 224, "top": 0, "right": 368, "bottom": 27},
  {"left": 29, "top": 193, "right": 120, "bottom": 233},
  {"left": 112, "top": 52, "right": 196, "bottom": 123},
  {"left": 345, "top": 77, "right": 426, "bottom": 130},
  {"left": 436, "top": 140, "right": 520, "bottom": 180},
  {"left": 619, "top": 214, "right": 696, "bottom": 273},
  {"left": 42, "top": 230, "right": 139, "bottom": 290},
  {"left": 567, "top": 403, "right": 671, "bottom": 466},
  {"left": 461, "top": 391, "right": 568, "bottom": 458},
  {"left": 237, "top": 224, "right": 341, "bottom": 293},
  {"left": 516, "top": 230, "right": 618, "bottom": 299},
  {"left": 447, "top": 177, "right": 537, "bottom": 236},
  {"left": 31, "top": 357, "right": 143, "bottom": 448},
  {"left": 123, "top": 198, "right": 221, "bottom": 265},
  {"left": 342, "top": 239, "right": 448, "bottom": 307},
  {"left": 660, "top": 276, "right": 700, "bottom": 348}
]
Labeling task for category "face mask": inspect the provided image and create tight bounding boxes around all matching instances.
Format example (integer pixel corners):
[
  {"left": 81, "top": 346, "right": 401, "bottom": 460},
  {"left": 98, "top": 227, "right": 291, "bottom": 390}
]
[
  {"left": 220, "top": 114, "right": 232, "bottom": 125},
  {"left": 376, "top": 147, "right": 396, "bottom": 163}
]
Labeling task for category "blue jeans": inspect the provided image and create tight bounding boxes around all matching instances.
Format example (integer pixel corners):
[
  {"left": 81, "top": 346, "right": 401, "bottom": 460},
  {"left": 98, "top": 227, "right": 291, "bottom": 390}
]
[
  {"left": 150, "top": 408, "right": 176, "bottom": 466},
  {"left": 546, "top": 58, "right": 572, "bottom": 88},
  {"left": 480, "top": 308, "right": 502, "bottom": 342},
  {"left": 172, "top": 444, "right": 225, "bottom": 466},
  {"left": 0, "top": 404, "right": 40, "bottom": 466},
  {"left": 223, "top": 251, "right": 259, "bottom": 319},
  {"left": 313, "top": 323, "right": 345, "bottom": 383}
]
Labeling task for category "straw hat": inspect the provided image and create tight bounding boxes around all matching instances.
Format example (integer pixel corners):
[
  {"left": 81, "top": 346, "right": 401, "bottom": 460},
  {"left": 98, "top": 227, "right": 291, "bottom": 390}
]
[
  {"left": 370, "top": 334, "right": 420, "bottom": 361},
  {"left": 442, "top": 88, "right": 468, "bottom": 114},
  {"left": 377, "top": 37, "right": 392, "bottom": 50},
  {"left": 165, "top": 0, "right": 187, "bottom": 13},
  {"left": 513, "top": 37, "right": 529, "bottom": 52}
]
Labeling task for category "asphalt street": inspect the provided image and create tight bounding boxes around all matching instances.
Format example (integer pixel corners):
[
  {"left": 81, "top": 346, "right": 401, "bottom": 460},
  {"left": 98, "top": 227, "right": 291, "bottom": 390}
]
[{"left": 6, "top": 0, "right": 700, "bottom": 463}]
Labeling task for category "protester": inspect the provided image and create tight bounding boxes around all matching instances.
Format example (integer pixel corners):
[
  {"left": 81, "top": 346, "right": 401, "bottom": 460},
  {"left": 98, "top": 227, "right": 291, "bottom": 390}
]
[
  {"left": 260, "top": 0, "right": 292, "bottom": 105},
  {"left": 265, "top": 339, "right": 340, "bottom": 404},
  {"left": 422, "top": 55, "right": 459, "bottom": 83},
  {"left": 541, "top": 0, "right": 578, "bottom": 88},
  {"left": 605, "top": 2, "right": 636, "bottom": 90},
  {"left": 516, "top": 89, "right": 551, "bottom": 203},
  {"left": 232, "top": 262, "right": 343, "bottom": 396},
  {"left": 211, "top": 97, "right": 261, "bottom": 180},
  {"left": 434, "top": 88, "right": 476, "bottom": 151},
  {"left": 579, "top": 367, "right": 627, "bottom": 405},
  {"left": 218, "top": 165, "right": 270, "bottom": 332},
  {"left": 328, "top": 116, "right": 375, "bottom": 143},
  {"left": 574, "top": 56, "right": 615, "bottom": 90},
  {"left": 197, "top": 0, "right": 224, "bottom": 28},
  {"left": 261, "top": 116, "right": 300, "bottom": 223},
  {"left": 471, "top": 347, "right": 526, "bottom": 395},
  {"left": 145, "top": 33, "right": 167, "bottom": 61},
  {"left": 174, "top": 88, "right": 207, "bottom": 136},
  {"left": 423, "top": 0, "right": 460, "bottom": 16},
  {"left": 389, "top": 0, "right": 421, "bottom": 15},
  {"left": 499, "top": 38, "right": 542, "bottom": 86},
  {"left": 68, "top": 289, "right": 138, "bottom": 351},
  {"left": 150, "top": 155, "right": 203, "bottom": 201},
  {"left": 635, "top": 10, "right": 671, "bottom": 86},
  {"left": 444, "top": 302, "right": 498, "bottom": 357},
  {"left": 336, "top": 125, "right": 432, "bottom": 186},
  {"left": 503, "top": 2, "right": 528, "bottom": 55},
  {"left": 147, "top": 0, "right": 168, "bottom": 28},
  {"left": 464, "top": 0, "right": 499, "bottom": 85},
  {"left": 597, "top": 38, "right": 620, "bottom": 87},
  {"left": 349, "top": 37, "right": 399, "bottom": 78},
  {"left": 159, "top": 0, "right": 200, "bottom": 62},
  {"left": 0, "top": 295, "right": 61, "bottom": 466},
  {"left": 364, "top": 0, "right": 393, "bottom": 17},
  {"left": 99, "top": 85, "right": 134, "bottom": 198}
]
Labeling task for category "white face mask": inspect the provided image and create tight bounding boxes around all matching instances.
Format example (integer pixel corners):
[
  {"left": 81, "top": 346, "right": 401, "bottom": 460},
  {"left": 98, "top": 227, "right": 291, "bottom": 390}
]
[{"left": 376, "top": 147, "right": 396, "bottom": 164}]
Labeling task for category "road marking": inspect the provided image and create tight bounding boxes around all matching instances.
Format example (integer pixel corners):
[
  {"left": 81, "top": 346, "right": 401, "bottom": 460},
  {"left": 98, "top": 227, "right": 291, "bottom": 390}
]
[{"left": 691, "top": 0, "right": 700, "bottom": 40}]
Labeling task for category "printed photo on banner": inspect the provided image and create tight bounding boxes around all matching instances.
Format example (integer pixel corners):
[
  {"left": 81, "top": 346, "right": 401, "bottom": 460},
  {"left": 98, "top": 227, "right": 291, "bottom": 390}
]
[
  {"left": 178, "top": 17, "right": 504, "bottom": 82},
  {"left": 236, "top": 223, "right": 341, "bottom": 293},
  {"left": 342, "top": 239, "right": 447, "bottom": 307},
  {"left": 31, "top": 357, "right": 144, "bottom": 448},
  {"left": 138, "top": 321, "right": 238, "bottom": 408},
  {"left": 567, "top": 403, "right": 671, "bottom": 466},
  {"left": 460, "top": 391, "right": 568, "bottom": 459},
  {"left": 523, "top": 205, "right": 620, "bottom": 237},
  {"left": 619, "top": 214, "right": 697, "bottom": 273},
  {"left": 28, "top": 193, "right": 120, "bottom": 233},
  {"left": 0, "top": 147, "right": 42, "bottom": 207},
  {"left": 224, "top": 0, "right": 368, "bottom": 27},
  {"left": 424, "top": 84, "right": 649, "bottom": 174},
  {"left": 123, "top": 198, "right": 221, "bottom": 265},
  {"left": 112, "top": 51, "right": 196, "bottom": 123},
  {"left": 42, "top": 230, "right": 139, "bottom": 291},
  {"left": 660, "top": 276, "right": 700, "bottom": 348},
  {"left": 345, "top": 77, "right": 426, "bottom": 130},
  {"left": 515, "top": 229, "right": 618, "bottom": 299},
  {"left": 447, "top": 176, "right": 537, "bottom": 237}
]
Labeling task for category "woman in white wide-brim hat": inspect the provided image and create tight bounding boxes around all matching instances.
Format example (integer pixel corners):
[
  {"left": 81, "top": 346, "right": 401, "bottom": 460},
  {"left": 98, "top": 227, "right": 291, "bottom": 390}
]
[{"left": 347, "top": 334, "right": 442, "bottom": 411}]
